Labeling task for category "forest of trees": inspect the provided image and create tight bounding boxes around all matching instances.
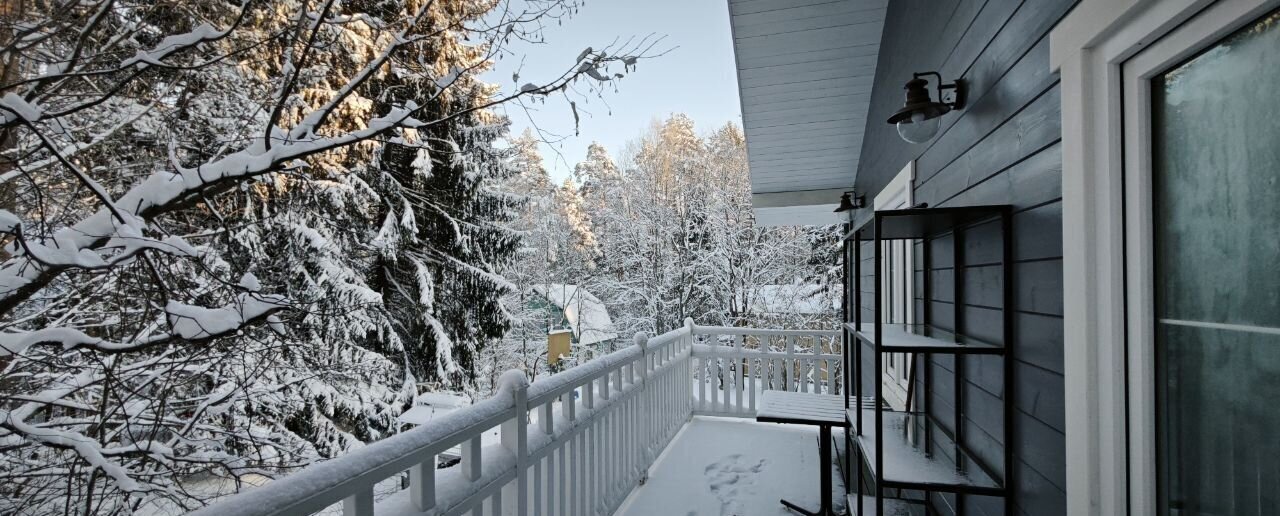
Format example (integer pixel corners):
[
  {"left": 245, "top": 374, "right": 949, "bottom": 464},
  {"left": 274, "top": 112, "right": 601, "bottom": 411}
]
[
  {"left": 487, "top": 118, "right": 840, "bottom": 387},
  {"left": 0, "top": 1, "right": 835, "bottom": 514}
]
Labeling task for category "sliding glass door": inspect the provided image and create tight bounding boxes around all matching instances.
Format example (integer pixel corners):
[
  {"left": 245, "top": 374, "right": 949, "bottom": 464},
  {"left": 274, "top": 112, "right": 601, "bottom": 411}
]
[{"left": 1151, "top": 8, "right": 1280, "bottom": 516}]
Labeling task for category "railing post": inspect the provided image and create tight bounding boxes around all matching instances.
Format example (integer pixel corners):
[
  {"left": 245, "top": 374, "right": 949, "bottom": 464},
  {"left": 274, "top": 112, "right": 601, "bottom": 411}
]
[
  {"left": 634, "top": 331, "right": 650, "bottom": 484},
  {"left": 748, "top": 337, "right": 757, "bottom": 413},
  {"left": 613, "top": 362, "right": 623, "bottom": 393},
  {"left": 813, "top": 334, "right": 824, "bottom": 394},
  {"left": 684, "top": 319, "right": 697, "bottom": 414},
  {"left": 709, "top": 333, "right": 719, "bottom": 411},
  {"left": 565, "top": 391, "right": 576, "bottom": 422},
  {"left": 500, "top": 370, "right": 529, "bottom": 516},
  {"left": 785, "top": 336, "right": 796, "bottom": 392},
  {"left": 735, "top": 334, "right": 745, "bottom": 414},
  {"left": 343, "top": 486, "right": 374, "bottom": 516},
  {"left": 540, "top": 398, "right": 554, "bottom": 436},
  {"left": 600, "top": 369, "right": 610, "bottom": 401},
  {"left": 462, "top": 435, "right": 481, "bottom": 482},
  {"left": 409, "top": 455, "right": 436, "bottom": 511}
]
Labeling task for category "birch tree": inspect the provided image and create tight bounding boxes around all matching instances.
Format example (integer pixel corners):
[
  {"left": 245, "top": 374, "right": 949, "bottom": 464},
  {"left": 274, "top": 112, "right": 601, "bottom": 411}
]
[{"left": 578, "top": 116, "right": 840, "bottom": 336}]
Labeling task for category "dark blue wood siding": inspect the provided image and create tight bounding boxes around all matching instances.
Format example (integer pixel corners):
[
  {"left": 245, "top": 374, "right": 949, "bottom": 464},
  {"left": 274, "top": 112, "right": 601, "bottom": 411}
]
[{"left": 852, "top": 1, "right": 1077, "bottom": 515}]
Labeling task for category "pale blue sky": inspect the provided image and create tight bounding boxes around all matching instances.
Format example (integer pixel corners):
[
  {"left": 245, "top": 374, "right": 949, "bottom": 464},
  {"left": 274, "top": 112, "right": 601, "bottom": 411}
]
[{"left": 485, "top": 0, "right": 742, "bottom": 181}]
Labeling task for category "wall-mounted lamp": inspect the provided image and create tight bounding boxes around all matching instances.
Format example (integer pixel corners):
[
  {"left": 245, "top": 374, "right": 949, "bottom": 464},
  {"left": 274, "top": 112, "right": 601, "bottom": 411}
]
[
  {"left": 833, "top": 191, "right": 865, "bottom": 217},
  {"left": 887, "top": 71, "right": 965, "bottom": 144}
]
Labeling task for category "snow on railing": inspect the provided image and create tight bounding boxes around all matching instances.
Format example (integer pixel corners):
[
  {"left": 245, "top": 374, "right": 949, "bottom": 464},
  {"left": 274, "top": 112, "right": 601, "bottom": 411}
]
[
  {"left": 690, "top": 325, "right": 843, "bottom": 417},
  {"left": 194, "top": 321, "right": 696, "bottom": 516},
  {"left": 193, "top": 321, "right": 839, "bottom": 516}
]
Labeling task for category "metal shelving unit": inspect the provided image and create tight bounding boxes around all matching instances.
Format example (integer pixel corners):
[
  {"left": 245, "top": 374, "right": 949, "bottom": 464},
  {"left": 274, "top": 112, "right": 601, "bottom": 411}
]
[{"left": 841, "top": 205, "right": 1014, "bottom": 516}]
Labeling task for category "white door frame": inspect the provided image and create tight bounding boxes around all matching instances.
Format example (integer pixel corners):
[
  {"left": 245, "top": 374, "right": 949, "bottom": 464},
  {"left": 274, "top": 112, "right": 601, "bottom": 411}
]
[
  {"left": 874, "top": 161, "right": 915, "bottom": 410},
  {"left": 1051, "top": 1, "right": 1280, "bottom": 514}
]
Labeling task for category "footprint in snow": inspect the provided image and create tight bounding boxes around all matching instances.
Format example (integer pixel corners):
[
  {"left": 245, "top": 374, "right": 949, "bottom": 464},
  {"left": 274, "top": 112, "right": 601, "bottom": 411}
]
[{"left": 703, "top": 454, "right": 767, "bottom": 516}]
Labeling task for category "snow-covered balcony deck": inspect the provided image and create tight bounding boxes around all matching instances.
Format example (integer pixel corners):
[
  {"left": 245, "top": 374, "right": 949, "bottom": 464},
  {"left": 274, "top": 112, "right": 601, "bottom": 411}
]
[
  {"left": 616, "top": 416, "right": 844, "bottom": 516},
  {"left": 194, "top": 322, "right": 844, "bottom": 516}
]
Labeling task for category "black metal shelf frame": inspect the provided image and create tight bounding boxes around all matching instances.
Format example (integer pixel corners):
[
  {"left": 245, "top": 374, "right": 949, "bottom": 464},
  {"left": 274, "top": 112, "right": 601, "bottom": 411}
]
[{"left": 841, "top": 205, "right": 1015, "bottom": 516}]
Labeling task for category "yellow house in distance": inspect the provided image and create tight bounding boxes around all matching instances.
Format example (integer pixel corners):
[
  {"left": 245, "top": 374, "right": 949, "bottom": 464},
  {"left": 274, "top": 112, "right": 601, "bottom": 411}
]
[
  {"left": 547, "top": 329, "right": 572, "bottom": 367},
  {"left": 530, "top": 284, "right": 619, "bottom": 367}
]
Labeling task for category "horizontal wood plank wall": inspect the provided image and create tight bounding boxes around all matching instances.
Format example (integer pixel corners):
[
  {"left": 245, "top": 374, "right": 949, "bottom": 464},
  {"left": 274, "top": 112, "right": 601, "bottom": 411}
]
[{"left": 852, "top": 1, "right": 1079, "bottom": 515}]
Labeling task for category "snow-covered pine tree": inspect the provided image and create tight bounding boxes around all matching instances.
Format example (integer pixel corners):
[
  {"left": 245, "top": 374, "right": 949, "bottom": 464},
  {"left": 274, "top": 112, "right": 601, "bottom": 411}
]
[
  {"left": 571, "top": 142, "right": 634, "bottom": 324},
  {"left": 556, "top": 177, "right": 601, "bottom": 262},
  {"left": 572, "top": 141, "right": 624, "bottom": 214}
]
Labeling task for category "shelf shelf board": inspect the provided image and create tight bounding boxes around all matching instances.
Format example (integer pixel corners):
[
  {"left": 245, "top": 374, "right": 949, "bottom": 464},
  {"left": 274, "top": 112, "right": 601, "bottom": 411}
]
[
  {"left": 757, "top": 391, "right": 849, "bottom": 427},
  {"left": 846, "top": 494, "right": 925, "bottom": 516},
  {"left": 855, "top": 410, "right": 1004, "bottom": 495},
  {"left": 847, "top": 395, "right": 884, "bottom": 409},
  {"left": 847, "top": 323, "right": 1005, "bottom": 355},
  {"left": 846, "top": 205, "right": 1012, "bottom": 241}
]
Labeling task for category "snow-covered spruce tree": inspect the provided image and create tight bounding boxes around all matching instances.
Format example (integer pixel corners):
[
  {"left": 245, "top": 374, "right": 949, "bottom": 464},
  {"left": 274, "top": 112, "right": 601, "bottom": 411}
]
[
  {"left": 484, "top": 132, "right": 606, "bottom": 386},
  {"left": 482, "top": 129, "right": 555, "bottom": 387},
  {"left": 362, "top": 18, "right": 520, "bottom": 391},
  {"left": 573, "top": 141, "right": 624, "bottom": 194},
  {"left": 0, "top": 0, "right": 653, "bottom": 512},
  {"left": 555, "top": 176, "right": 601, "bottom": 267},
  {"left": 570, "top": 142, "right": 632, "bottom": 330}
]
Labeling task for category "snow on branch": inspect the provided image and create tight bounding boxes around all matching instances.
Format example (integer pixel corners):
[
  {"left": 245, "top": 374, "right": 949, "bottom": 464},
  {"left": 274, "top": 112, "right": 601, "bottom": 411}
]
[
  {"left": 166, "top": 292, "right": 290, "bottom": 341},
  {"left": 0, "top": 292, "right": 288, "bottom": 356}
]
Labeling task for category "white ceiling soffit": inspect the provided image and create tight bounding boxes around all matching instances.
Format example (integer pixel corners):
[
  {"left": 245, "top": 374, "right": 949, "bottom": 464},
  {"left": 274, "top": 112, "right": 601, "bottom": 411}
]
[{"left": 728, "top": 0, "right": 887, "bottom": 226}]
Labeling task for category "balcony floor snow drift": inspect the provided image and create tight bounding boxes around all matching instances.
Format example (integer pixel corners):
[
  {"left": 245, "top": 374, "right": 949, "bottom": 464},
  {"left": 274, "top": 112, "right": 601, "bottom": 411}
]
[{"left": 616, "top": 416, "right": 846, "bottom": 516}]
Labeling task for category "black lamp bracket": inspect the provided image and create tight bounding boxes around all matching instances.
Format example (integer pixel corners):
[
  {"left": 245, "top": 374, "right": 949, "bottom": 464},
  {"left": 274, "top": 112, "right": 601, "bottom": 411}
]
[
  {"left": 833, "top": 190, "right": 866, "bottom": 214},
  {"left": 914, "top": 71, "right": 966, "bottom": 111},
  {"left": 845, "top": 191, "right": 866, "bottom": 209}
]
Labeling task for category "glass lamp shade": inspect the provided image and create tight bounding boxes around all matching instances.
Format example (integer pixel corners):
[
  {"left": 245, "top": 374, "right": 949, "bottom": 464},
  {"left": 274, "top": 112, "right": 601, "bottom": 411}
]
[{"left": 896, "top": 111, "right": 940, "bottom": 144}]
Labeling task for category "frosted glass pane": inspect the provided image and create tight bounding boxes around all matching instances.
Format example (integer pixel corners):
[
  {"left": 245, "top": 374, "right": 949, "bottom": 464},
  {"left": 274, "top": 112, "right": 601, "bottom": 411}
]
[
  {"left": 1157, "top": 325, "right": 1280, "bottom": 516},
  {"left": 1152, "top": 9, "right": 1280, "bottom": 516},
  {"left": 1153, "top": 12, "right": 1280, "bottom": 327}
]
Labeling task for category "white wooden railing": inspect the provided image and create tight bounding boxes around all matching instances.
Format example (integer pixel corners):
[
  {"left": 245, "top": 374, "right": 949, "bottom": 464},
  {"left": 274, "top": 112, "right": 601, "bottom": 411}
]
[
  {"left": 194, "top": 321, "right": 840, "bottom": 516},
  {"left": 690, "top": 326, "right": 843, "bottom": 417}
]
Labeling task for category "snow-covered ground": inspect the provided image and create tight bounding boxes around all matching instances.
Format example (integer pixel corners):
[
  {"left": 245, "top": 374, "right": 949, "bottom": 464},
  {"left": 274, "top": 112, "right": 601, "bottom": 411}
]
[{"left": 615, "top": 416, "right": 845, "bottom": 516}]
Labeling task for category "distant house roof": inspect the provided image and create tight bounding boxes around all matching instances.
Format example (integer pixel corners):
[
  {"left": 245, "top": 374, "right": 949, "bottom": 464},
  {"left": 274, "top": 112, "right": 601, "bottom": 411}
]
[
  {"left": 397, "top": 392, "right": 499, "bottom": 458},
  {"left": 396, "top": 391, "right": 469, "bottom": 426},
  {"left": 532, "top": 284, "right": 619, "bottom": 345},
  {"left": 398, "top": 389, "right": 569, "bottom": 459},
  {"left": 750, "top": 284, "right": 837, "bottom": 315}
]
